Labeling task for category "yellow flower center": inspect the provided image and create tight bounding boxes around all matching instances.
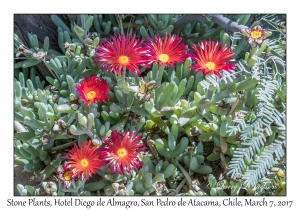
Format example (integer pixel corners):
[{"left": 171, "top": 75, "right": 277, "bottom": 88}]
[
  {"left": 158, "top": 54, "right": 169, "bottom": 63},
  {"left": 86, "top": 91, "right": 96, "bottom": 100},
  {"left": 80, "top": 158, "right": 89, "bottom": 167},
  {"left": 250, "top": 30, "right": 263, "bottom": 39},
  {"left": 117, "top": 148, "right": 127, "bottom": 158},
  {"left": 63, "top": 171, "right": 72, "bottom": 181},
  {"left": 205, "top": 62, "right": 216, "bottom": 71},
  {"left": 119, "top": 56, "right": 129, "bottom": 65}
]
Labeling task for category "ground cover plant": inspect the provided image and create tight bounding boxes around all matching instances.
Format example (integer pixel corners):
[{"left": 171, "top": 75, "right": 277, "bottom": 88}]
[{"left": 14, "top": 14, "right": 286, "bottom": 196}]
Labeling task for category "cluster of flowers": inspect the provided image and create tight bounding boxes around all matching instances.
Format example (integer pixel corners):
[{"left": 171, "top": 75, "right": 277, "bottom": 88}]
[
  {"left": 57, "top": 26, "right": 269, "bottom": 189},
  {"left": 76, "top": 33, "right": 238, "bottom": 106},
  {"left": 58, "top": 130, "right": 145, "bottom": 188},
  {"left": 94, "top": 33, "right": 236, "bottom": 76}
]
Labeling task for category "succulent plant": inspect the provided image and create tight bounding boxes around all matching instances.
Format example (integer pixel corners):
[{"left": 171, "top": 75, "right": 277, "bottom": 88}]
[
  {"left": 17, "top": 184, "right": 38, "bottom": 196},
  {"left": 140, "top": 14, "right": 176, "bottom": 39},
  {"left": 13, "top": 14, "right": 286, "bottom": 197}
]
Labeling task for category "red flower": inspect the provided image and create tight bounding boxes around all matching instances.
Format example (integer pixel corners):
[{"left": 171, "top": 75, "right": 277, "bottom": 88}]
[
  {"left": 57, "top": 164, "right": 78, "bottom": 189},
  {"left": 190, "top": 40, "right": 235, "bottom": 77},
  {"left": 62, "top": 140, "right": 101, "bottom": 180},
  {"left": 146, "top": 34, "right": 188, "bottom": 67},
  {"left": 99, "top": 130, "right": 146, "bottom": 175},
  {"left": 76, "top": 75, "right": 110, "bottom": 106},
  {"left": 94, "top": 34, "right": 150, "bottom": 75}
]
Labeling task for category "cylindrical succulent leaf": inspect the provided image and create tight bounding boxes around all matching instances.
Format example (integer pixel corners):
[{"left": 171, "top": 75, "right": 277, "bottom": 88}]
[
  {"left": 155, "top": 160, "right": 163, "bottom": 174},
  {"left": 168, "top": 133, "right": 177, "bottom": 152},
  {"left": 152, "top": 173, "right": 164, "bottom": 183},
  {"left": 162, "top": 164, "right": 176, "bottom": 179},
  {"left": 183, "top": 155, "right": 190, "bottom": 167},
  {"left": 193, "top": 165, "right": 212, "bottom": 174},
  {"left": 70, "top": 125, "right": 86, "bottom": 135},
  {"left": 135, "top": 181, "right": 146, "bottom": 194},
  {"left": 143, "top": 173, "right": 153, "bottom": 189},
  {"left": 57, "top": 104, "right": 77, "bottom": 114},
  {"left": 171, "top": 137, "right": 189, "bottom": 158},
  {"left": 84, "top": 180, "right": 106, "bottom": 192},
  {"left": 78, "top": 113, "right": 88, "bottom": 129},
  {"left": 155, "top": 139, "right": 171, "bottom": 159},
  {"left": 190, "top": 156, "right": 199, "bottom": 171},
  {"left": 87, "top": 113, "right": 94, "bottom": 131}
]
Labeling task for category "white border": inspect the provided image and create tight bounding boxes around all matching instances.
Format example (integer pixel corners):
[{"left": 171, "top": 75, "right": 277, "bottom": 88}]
[{"left": 2, "top": 0, "right": 299, "bottom": 209}]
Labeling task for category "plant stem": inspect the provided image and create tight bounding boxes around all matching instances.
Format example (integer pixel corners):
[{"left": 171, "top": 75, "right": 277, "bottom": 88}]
[
  {"left": 14, "top": 121, "right": 27, "bottom": 133},
  {"left": 176, "top": 162, "right": 192, "bottom": 188},
  {"left": 86, "top": 130, "right": 94, "bottom": 139},
  {"left": 121, "top": 67, "right": 126, "bottom": 80},
  {"left": 117, "top": 67, "right": 130, "bottom": 94},
  {"left": 116, "top": 15, "right": 124, "bottom": 34},
  {"left": 157, "top": 63, "right": 165, "bottom": 86},
  {"left": 175, "top": 178, "right": 187, "bottom": 194},
  {"left": 249, "top": 42, "right": 258, "bottom": 57},
  {"left": 49, "top": 140, "right": 77, "bottom": 152},
  {"left": 228, "top": 93, "right": 241, "bottom": 116}
]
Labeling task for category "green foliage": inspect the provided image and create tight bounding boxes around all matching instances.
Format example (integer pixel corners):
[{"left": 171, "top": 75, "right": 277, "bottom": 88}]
[
  {"left": 13, "top": 14, "right": 286, "bottom": 196},
  {"left": 17, "top": 184, "right": 37, "bottom": 196},
  {"left": 139, "top": 15, "right": 175, "bottom": 39},
  {"left": 226, "top": 59, "right": 286, "bottom": 188}
]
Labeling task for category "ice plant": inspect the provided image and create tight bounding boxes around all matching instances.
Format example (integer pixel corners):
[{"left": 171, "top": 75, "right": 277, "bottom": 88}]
[
  {"left": 190, "top": 40, "right": 235, "bottom": 77},
  {"left": 94, "top": 34, "right": 150, "bottom": 75},
  {"left": 242, "top": 25, "right": 272, "bottom": 45},
  {"left": 76, "top": 75, "right": 110, "bottom": 106},
  {"left": 146, "top": 34, "right": 188, "bottom": 67},
  {"left": 62, "top": 140, "right": 102, "bottom": 180},
  {"left": 99, "top": 130, "right": 146, "bottom": 175},
  {"left": 57, "top": 164, "right": 77, "bottom": 189},
  {"left": 146, "top": 34, "right": 188, "bottom": 85}
]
